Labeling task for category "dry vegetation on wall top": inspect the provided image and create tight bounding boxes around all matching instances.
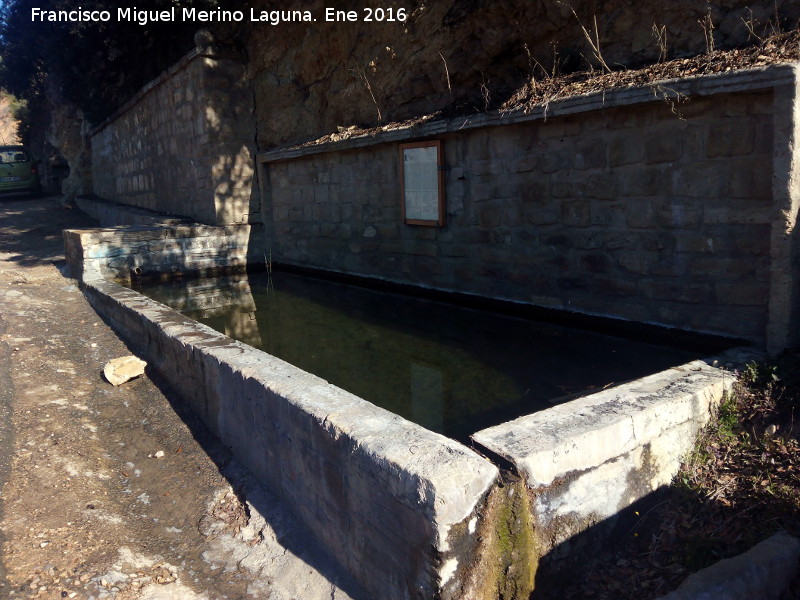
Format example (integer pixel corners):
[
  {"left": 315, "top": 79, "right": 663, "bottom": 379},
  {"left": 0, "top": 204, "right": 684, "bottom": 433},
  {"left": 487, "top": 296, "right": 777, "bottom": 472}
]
[
  {"left": 509, "top": 26, "right": 800, "bottom": 113},
  {"left": 299, "top": 27, "right": 800, "bottom": 149},
  {"left": 238, "top": 0, "right": 800, "bottom": 148},
  {"left": 258, "top": 3, "right": 800, "bottom": 145}
]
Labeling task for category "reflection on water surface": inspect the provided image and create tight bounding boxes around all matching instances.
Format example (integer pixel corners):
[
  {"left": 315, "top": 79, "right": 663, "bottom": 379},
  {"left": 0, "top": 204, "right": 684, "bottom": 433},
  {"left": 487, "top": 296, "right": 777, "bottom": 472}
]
[{"left": 132, "top": 271, "right": 702, "bottom": 442}]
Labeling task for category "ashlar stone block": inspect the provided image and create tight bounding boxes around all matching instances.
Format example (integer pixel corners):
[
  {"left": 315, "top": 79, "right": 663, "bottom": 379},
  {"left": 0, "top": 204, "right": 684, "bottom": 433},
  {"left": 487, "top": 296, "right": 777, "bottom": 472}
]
[{"left": 707, "top": 121, "right": 755, "bottom": 158}]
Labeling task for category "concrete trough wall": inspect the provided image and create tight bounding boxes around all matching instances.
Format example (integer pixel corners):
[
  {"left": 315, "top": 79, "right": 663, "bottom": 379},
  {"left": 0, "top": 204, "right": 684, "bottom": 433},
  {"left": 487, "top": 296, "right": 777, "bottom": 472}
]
[
  {"left": 473, "top": 356, "right": 746, "bottom": 564},
  {"left": 64, "top": 223, "right": 259, "bottom": 284},
  {"left": 66, "top": 220, "right": 747, "bottom": 598},
  {"left": 81, "top": 277, "right": 499, "bottom": 600}
]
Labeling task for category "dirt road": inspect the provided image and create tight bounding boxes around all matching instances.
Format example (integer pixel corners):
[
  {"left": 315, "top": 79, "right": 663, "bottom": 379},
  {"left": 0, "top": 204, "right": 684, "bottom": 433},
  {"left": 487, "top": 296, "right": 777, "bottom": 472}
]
[{"left": 0, "top": 196, "right": 366, "bottom": 600}]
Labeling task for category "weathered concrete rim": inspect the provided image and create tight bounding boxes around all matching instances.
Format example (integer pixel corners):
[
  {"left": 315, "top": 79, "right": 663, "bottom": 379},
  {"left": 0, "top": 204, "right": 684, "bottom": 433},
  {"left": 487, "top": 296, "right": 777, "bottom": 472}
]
[
  {"left": 258, "top": 63, "right": 799, "bottom": 162},
  {"left": 471, "top": 347, "right": 757, "bottom": 488},
  {"left": 471, "top": 345, "right": 760, "bottom": 565},
  {"left": 85, "top": 276, "right": 501, "bottom": 526},
  {"left": 65, "top": 217, "right": 769, "bottom": 597}
]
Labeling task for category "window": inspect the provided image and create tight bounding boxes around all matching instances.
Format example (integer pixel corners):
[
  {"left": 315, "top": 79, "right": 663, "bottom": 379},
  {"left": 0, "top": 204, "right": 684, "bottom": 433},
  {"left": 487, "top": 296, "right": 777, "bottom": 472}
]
[
  {"left": 400, "top": 141, "right": 445, "bottom": 226},
  {"left": 0, "top": 146, "right": 30, "bottom": 163}
]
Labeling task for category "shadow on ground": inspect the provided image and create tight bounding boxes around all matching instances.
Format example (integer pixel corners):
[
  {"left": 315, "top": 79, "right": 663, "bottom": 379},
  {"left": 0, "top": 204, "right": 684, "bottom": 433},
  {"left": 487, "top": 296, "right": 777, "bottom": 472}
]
[
  {"left": 1, "top": 196, "right": 369, "bottom": 599},
  {"left": 0, "top": 194, "right": 99, "bottom": 268},
  {"left": 532, "top": 356, "right": 800, "bottom": 599},
  {"left": 136, "top": 363, "right": 371, "bottom": 600}
]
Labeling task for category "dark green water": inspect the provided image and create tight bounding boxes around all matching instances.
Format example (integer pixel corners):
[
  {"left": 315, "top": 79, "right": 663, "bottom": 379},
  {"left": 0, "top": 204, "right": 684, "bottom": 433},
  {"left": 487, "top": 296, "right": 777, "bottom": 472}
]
[{"left": 133, "top": 271, "right": 703, "bottom": 442}]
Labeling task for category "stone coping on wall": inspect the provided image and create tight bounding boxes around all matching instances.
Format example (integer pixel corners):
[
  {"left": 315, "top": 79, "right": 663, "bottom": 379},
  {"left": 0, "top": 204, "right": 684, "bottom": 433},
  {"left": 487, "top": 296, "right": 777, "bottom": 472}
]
[
  {"left": 89, "top": 47, "right": 201, "bottom": 137},
  {"left": 258, "top": 63, "right": 799, "bottom": 163},
  {"left": 76, "top": 195, "right": 193, "bottom": 228},
  {"left": 89, "top": 43, "right": 243, "bottom": 138}
]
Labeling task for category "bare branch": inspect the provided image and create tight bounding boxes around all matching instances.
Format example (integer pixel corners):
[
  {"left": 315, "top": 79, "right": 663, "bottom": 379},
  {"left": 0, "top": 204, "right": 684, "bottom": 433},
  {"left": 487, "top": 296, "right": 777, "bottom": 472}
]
[{"left": 437, "top": 51, "right": 452, "bottom": 94}]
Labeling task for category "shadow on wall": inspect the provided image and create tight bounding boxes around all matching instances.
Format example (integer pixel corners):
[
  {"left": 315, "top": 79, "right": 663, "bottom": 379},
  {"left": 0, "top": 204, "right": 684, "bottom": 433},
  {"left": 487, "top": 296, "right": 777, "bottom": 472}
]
[
  {"left": 210, "top": 142, "right": 258, "bottom": 225},
  {"left": 62, "top": 217, "right": 254, "bottom": 285},
  {"left": 198, "top": 34, "right": 265, "bottom": 264},
  {"left": 792, "top": 221, "right": 800, "bottom": 349},
  {"left": 121, "top": 232, "right": 248, "bottom": 282},
  {"left": 85, "top": 31, "right": 261, "bottom": 232}
]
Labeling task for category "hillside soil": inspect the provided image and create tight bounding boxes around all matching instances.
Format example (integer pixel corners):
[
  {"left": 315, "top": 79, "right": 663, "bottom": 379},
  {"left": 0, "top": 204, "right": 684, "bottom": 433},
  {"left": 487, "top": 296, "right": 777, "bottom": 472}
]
[{"left": 302, "top": 27, "right": 800, "bottom": 148}]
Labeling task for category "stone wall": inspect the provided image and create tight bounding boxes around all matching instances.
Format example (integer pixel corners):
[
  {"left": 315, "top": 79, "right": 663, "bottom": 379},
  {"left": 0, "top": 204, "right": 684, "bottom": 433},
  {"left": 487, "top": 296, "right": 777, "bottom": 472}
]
[
  {"left": 63, "top": 224, "right": 254, "bottom": 284},
  {"left": 259, "top": 66, "right": 800, "bottom": 351},
  {"left": 82, "top": 17, "right": 800, "bottom": 352},
  {"left": 262, "top": 95, "right": 770, "bottom": 341},
  {"left": 91, "top": 46, "right": 257, "bottom": 226}
]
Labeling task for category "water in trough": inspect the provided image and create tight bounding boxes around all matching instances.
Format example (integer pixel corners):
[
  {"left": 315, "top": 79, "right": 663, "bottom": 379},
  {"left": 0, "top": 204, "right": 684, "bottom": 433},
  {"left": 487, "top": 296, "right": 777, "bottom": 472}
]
[{"left": 132, "top": 270, "right": 717, "bottom": 442}]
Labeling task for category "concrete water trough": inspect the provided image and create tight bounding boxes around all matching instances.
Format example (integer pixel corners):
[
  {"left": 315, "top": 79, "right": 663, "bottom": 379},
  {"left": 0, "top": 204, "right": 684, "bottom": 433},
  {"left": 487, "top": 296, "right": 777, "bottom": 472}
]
[{"left": 63, "top": 221, "right": 755, "bottom": 600}]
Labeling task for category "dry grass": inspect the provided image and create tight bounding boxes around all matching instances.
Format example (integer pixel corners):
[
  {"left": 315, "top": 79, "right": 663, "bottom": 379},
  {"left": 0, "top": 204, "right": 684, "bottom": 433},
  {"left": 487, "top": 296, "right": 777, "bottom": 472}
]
[
  {"left": 505, "top": 27, "right": 800, "bottom": 114},
  {"left": 300, "top": 27, "right": 798, "bottom": 150}
]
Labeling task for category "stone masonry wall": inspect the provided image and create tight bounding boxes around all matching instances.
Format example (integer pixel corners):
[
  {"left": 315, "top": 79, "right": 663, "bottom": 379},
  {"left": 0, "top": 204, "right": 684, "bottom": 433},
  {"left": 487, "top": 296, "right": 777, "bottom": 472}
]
[
  {"left": 63, "top": 224, "right": 253, "bottom": 284},
  {"left": 91, "top": 49, "right": 257, "bottom": 226},
  {"left": 264, "top": 90, "right": 775, "bottom": 343}
]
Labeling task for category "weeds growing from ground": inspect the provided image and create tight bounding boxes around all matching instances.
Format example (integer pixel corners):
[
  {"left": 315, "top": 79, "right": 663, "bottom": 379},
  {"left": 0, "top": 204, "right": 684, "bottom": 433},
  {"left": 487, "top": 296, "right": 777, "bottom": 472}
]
[{"left": 663, "top": 356, "right": 800, "bottom": 585}]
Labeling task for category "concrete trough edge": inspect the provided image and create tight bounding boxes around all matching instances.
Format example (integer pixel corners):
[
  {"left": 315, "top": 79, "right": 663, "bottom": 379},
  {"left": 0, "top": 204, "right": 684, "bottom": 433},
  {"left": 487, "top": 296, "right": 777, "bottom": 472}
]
[
  {"left": 81, "top": 278, "right": 500, "bottom": 600},
  {"left": 65, "top": 221, "right": 772, "bottom": 595},
  {"left": 471, "top": 347, "right": 760, "bottom": 557}
]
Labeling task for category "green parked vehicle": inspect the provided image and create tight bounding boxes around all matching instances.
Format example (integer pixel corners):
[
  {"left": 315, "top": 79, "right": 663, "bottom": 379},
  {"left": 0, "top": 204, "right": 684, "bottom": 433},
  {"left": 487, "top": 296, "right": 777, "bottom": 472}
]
[{"left": 0, "top": 145, "right": 41, "bottom": 196}]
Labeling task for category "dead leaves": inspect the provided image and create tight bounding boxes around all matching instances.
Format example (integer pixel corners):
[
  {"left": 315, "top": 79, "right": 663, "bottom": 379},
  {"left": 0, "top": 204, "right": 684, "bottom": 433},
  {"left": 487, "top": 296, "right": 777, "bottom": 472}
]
[
  {"left": 509, "top": 28, "right": 800, "bottom": 115},
  {"left": 544, "top": 355, "right": 800, "bottom": 600}
]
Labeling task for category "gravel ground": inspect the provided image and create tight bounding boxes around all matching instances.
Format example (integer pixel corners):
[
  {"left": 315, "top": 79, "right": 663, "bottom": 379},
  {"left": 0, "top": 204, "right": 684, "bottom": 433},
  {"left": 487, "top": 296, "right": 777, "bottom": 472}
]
[{"left": 0, "top": 195, "right": 367, "bottom": 600}]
